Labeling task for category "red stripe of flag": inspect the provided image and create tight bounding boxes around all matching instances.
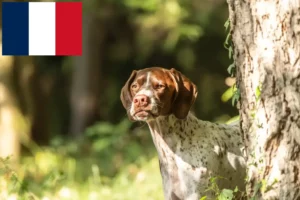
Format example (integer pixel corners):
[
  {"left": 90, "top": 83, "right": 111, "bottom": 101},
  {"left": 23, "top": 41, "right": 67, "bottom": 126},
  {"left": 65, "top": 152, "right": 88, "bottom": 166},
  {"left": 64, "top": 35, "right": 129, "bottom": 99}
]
[{"left": 55, "top": 2, "right": 82, "bottom": 56}]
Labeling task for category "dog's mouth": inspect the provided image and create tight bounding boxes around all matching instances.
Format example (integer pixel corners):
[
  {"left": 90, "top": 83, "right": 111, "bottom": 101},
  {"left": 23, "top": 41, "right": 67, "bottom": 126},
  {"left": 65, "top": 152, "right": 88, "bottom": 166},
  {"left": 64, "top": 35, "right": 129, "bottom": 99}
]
[
  {"left": 133, "top": 109, "right": 159, "bottom": 120},
  {"left": 135, "top": 110, "right": 150, "bottom": 118},
  {"left": 134, "top": 110, "right": 152, "bottom": 117}
]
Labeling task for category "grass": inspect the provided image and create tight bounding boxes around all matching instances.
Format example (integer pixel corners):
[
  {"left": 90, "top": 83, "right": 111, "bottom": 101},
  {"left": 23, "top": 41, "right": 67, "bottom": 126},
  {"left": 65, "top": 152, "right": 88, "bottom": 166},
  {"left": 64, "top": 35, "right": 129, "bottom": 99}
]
[
  {"left": 0, "top": 119, "right": 164, "bottom": 200},
  {"left": 0, "top": 116, "right": 240, "bottom": 200}
]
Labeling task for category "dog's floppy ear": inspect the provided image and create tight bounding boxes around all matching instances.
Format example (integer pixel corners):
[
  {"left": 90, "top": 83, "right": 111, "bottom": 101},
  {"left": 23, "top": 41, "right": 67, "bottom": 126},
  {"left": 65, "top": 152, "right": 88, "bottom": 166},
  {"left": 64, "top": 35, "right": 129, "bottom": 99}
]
[
  {"left": 169, "top": 68, "right": 198, "bottom": 119},
  {"left": 120, "top": 70, "right": 137, "bottom": 110}
]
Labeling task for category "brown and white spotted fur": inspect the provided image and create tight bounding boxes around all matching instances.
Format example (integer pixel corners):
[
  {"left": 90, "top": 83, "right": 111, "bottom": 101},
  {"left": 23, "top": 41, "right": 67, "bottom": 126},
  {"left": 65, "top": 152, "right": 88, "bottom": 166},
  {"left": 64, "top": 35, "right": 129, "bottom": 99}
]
[{"left": 120, "top": 67, "right": 246, "bottom": 200}]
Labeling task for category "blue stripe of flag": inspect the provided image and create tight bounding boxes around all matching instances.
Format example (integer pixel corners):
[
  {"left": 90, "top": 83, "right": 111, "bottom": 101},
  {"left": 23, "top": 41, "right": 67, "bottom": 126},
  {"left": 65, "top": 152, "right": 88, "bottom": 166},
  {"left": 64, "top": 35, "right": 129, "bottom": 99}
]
[{"left": 2, "top": 2, "right": 29, "bottom": 55}]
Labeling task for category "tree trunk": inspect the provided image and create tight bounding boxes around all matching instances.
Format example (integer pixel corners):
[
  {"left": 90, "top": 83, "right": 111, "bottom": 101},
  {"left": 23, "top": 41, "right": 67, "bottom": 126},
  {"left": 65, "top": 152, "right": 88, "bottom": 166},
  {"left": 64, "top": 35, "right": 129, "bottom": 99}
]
[
  {"left": 0, "top": 2, "right": 27, "bottom": 164},
  {"left": 29, "top": 58, "right": 53, "bottom": 145},
  {"left": 227, "top": 0, "right": 300, "bottom": 199},
  {"left": 0, "top": 46, "right": 21, "bottom": 164},
  {"left": 70, "top": 13, "right": 104, "bottom": 136}
]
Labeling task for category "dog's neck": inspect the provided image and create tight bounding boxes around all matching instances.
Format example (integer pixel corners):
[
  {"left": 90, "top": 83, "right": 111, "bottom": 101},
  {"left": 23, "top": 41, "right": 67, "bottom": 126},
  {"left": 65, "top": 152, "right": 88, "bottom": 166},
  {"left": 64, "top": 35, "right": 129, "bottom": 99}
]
[
  {"left": 146, "top": 112, "right": 206, "bottom": 159},
  {"left": 147, "top": 112, "right": 203, "bottom": 136}
]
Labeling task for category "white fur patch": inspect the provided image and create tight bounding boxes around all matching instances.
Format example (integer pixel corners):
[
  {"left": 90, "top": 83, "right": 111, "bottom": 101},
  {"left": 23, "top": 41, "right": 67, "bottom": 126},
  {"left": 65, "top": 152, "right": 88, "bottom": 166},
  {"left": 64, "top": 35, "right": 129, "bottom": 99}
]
[
  {"left": 130, "top": 72, "right": 158, "bottom": 120},
  {"left": 147, "top": 113, "right": 246, "bottom": 199}
]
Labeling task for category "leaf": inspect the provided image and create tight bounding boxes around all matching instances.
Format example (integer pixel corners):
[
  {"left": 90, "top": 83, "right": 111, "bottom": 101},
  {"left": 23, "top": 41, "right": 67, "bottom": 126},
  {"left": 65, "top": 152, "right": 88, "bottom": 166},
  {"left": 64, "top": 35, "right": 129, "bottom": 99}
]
[
  {"left": 218, "top": 189, "right": 234, "bottom": 200},
  {"left": 223, "top": 18, "right": 231, "bottom": 50},
  {"left": 227, "top": 63, "right": 235, "bottom": 76},
  {"left": 92, "top": 138, "right": 112, "bottom": 152},
  {"left": 252, "top": 182, "right": 262, "bottom": 197},
  {"left": 231, "top": 90, "right": 240, "bottom": 106},
  {"left": 0, "top": 167, "right": 7, "bottom": 176},
  {"left": 221, "top": 86, "right": 237, "bottom": 103},
  {"left": 228, "top": 46, "right": 233, "bottom": 59},
  {"left": 85, "top": 122, "right": 115, "bottom": 137},
  {"left": 164, "top": 31, "right": 180, "bottom": 51},
  {"left": 234, "top": 186, "right": 239, "bottom": 193},
  {"left": 8, "top": 173, "right": 19, "bottom": 193},
  {"left": 255, "top": 85, "right": 261, "bottom": 100},
  {"left": 179, "top": 24, "right": 203, "bottom": 41},
  {"left": 250, "top": 110, "right": 256, "bottom": 119},
  {"left": 209, "top": 176, "right": 218, "bottom": 184},
  {"left": 261, "top": 179, "right": 267, "bottom": 193},
  {"left": 224, "top": 19, "right": 230, "bottom": 30},
  {"left": 223, "top": 33, "right": 231, "bottom": 49},
  {"left": 115, "top": 118, "right": 131, "bottom": 133},
  {"left": 124, "top": 0, "right": 159, "bottom": 11},
  {"left": 200, "top": 196, "right": 207, "bottom": 200},
  {"left": 226, "top": 115, "right": 240, "bottom": 124}
]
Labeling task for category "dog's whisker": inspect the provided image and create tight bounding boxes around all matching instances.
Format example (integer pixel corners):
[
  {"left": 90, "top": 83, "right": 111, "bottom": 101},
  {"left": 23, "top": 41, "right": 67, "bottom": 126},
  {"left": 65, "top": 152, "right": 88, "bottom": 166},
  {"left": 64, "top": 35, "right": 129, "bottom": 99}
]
[{"left": 136, "top": 122, "right": 147, "bottom": 128}]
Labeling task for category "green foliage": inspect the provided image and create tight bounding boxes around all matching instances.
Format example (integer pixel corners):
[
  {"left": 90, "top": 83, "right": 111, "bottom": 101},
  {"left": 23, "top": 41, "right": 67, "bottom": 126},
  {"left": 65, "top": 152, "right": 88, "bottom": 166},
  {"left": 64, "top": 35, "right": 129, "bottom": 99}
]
[
  {"left": 0, "top": 1, "right": 241, "bottom": 199},
  {"left": 250, "top": 181, "right": 262, "bottom": 200},
  {"left": 0, "top": 157, "right": 30, "bottom": 198},
  {"left": 221, "top": 85, "right": 237, "bottom": 103},
  {"left": 164, "top": 24, "right": 203, "bottom": 51},
  {"left": 227, "top": 63, "right": 236, "bottom": 77},
  {"left": 222, "top": 18, "right": 240, "bottom": 108},
  {"left": 203, "top": 176, "right": 240, "bottom": 200},
  {"left": 225, "top": 115, "right": 240, "bottom": 124},
  {"left": 255, "top": 84, "right": 262, "bottom": 101},
  {"left": 231, "top": 89, "right": 240, "bottom": 106},
  {"left": 224, "top": 18, "right": 236, "bottom": 77},
  {"left": 224, "top": 19, "right": 230, "bottom": 33},
  {"left": 123, "top": 0, "right": 160, "bottom": 11},
  {"left": 0, "top": 119, "right": 163, "bottom": 200},
  {"left": 224, "top": 19, "right": 232, "bottom": 54},
  {"left": 85, "top": 118, "right": 131, "bottom": 152},
  {"left": 221, "top": 84, "right": 240, "bottom": 107},
  {"left": 250, "top": 178, "right": 278, "bottom": 200},
  {"left": 205, "top": 176, "right": 223, "bottom": 195},
  {"left": 218, "top": 189, "right": 234, "bottom": 200}
]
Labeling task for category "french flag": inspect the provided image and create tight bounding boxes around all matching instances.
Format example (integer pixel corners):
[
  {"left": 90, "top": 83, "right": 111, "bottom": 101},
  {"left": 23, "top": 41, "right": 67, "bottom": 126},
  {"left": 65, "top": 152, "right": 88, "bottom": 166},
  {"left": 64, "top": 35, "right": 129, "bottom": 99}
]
[{"left": 2, "top": 2, "right": 82, "bottom": 56}]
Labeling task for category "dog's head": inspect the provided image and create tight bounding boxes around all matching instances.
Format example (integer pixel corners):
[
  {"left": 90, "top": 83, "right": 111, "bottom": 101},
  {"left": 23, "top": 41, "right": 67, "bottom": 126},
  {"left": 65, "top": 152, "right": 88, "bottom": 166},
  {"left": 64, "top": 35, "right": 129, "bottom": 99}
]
[{"left": 120, "top": 67, "right": 198, "bottom": 122}]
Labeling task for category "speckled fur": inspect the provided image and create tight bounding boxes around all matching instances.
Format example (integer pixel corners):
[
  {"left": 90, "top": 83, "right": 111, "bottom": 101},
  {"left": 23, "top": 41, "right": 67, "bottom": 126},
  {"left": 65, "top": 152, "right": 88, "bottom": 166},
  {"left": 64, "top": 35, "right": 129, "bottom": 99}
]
[
  {"left": 121, "top": 67, "right": 246, "bottom": 200},
  {"left": 147, "top": 113, "right": 246, "bottom": 200}
]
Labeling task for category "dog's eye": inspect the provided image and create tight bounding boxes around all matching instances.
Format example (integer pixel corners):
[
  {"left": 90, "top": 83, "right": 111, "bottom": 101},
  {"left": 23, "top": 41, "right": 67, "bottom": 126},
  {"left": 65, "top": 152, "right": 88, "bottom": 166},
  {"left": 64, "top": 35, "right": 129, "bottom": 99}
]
[
  {"left": 155, "top": 84, "right": 165, "bottom": 89},
  {"left": 131, "top": 84, "right": 138, "bottom": 89}
]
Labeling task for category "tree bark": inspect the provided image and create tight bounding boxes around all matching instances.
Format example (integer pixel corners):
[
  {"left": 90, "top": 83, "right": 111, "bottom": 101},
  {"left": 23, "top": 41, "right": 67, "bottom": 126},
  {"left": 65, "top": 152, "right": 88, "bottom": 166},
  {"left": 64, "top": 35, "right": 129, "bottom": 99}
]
[
  {"left": 29, "top": 58, "right": 53, "bottom": 145},
  {"left": 227, "top": 0, "right": 300, "bottom": 199}
]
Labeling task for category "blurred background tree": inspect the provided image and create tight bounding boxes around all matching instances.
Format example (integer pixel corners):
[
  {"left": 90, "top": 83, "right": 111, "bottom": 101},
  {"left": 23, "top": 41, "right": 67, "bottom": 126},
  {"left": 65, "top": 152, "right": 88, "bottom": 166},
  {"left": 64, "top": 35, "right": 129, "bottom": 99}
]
[{"left": 0, "top": 0, "right": 238, "bottom": 199}]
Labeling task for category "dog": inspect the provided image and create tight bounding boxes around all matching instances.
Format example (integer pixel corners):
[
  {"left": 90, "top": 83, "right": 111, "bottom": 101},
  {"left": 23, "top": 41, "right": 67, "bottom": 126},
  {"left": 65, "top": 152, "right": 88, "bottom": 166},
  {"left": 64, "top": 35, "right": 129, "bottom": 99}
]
[{"left": 120, "top": 67, "right": 246, "bottom": 200}]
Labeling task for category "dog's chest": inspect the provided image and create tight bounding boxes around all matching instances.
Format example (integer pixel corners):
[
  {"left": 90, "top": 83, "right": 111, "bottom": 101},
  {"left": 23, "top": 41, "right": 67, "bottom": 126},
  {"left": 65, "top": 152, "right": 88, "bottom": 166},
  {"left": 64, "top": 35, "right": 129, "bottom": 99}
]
[
  {"left": 149, "top": 116, "right": 216, "bottom": 197},
  {"left": 154, "top": 129, "right": 210, "bottom": 199},
  {"left": 148, "top": 114, "right": 245, "bottom": 199}
]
